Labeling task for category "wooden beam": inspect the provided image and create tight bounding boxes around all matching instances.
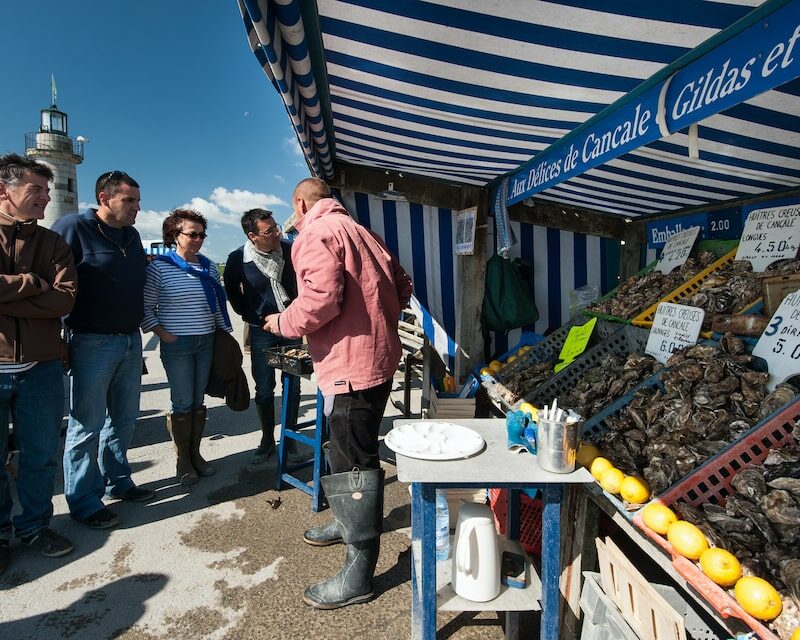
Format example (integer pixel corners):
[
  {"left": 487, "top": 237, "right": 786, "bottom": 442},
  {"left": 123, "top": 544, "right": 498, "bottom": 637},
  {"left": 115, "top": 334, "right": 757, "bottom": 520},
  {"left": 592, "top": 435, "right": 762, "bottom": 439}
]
[
  {"left": 641, "top": 186, "right": 800, "bottom": 223},
  {"left": 332, "top": 161, "right": 483, "bottom": 210},
  {"left": 509, "top": 199, "right": 646, "bottom": 243},
  {"left": 454, "top": 189, "right": 490, "bottom": 381}
]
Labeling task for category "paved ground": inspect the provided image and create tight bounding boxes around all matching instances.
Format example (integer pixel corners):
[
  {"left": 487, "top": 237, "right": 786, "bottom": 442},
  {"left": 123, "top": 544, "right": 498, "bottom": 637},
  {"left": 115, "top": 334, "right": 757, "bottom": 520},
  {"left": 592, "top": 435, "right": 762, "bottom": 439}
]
[{"left": 0, "top": 316, "right": 527, "bottom": 640}]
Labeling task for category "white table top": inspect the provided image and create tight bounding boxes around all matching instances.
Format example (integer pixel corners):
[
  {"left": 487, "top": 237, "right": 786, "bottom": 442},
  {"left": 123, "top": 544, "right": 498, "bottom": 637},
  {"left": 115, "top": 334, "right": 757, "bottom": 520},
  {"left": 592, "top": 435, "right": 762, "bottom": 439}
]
[{"left": 393, "top": 419, "right": 594, "bottom": 485}]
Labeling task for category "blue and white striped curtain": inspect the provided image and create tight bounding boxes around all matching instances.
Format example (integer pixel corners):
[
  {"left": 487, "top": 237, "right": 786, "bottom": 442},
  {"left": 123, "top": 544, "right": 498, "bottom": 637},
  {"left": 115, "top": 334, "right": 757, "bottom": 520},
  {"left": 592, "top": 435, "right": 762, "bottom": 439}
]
[{"left": 335, "top": 189, "right": 620, "bottom": 370}]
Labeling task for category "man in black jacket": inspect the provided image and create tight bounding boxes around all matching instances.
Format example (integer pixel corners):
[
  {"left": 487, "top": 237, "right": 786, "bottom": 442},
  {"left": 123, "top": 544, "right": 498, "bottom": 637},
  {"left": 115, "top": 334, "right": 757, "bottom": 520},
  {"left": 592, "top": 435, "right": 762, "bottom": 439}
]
[{"left": 224, "top": 209, "right": 301, "bottom": 463}]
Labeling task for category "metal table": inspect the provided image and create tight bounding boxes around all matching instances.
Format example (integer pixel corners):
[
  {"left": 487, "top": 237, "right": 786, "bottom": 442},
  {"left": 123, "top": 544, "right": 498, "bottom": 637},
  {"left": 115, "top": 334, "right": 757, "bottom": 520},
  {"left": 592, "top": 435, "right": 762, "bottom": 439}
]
[{"left": 395, "top": 418, "right": 593, "bottom": 640}]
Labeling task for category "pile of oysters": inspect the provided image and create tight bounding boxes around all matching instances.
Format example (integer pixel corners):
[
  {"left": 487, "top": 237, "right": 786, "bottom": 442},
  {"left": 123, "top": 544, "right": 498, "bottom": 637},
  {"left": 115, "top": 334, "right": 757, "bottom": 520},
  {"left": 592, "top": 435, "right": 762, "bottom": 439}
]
[
  {"left": 586, "top": 251, "right": 717, "bottom": 319},
  {"left": 590, "top": 334, "right": 797, "bottom": 495},
  {"left": 674, "top": 427, "right": 800, "bottom": 639}
]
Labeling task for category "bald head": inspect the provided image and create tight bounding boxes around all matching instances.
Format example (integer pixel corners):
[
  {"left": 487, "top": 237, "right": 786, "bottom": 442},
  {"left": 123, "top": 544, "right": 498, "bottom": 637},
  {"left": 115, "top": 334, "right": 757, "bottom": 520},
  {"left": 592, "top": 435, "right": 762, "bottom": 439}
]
[{"left": 293, "top": 178, "right": 331, "bottom": 207}]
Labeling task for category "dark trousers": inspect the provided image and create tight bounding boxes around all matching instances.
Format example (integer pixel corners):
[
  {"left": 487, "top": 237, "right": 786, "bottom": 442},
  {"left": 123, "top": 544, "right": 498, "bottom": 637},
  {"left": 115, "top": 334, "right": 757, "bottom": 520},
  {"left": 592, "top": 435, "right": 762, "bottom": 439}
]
[{"left": 327, "top": 379, "right": 392, "bottom": 473}]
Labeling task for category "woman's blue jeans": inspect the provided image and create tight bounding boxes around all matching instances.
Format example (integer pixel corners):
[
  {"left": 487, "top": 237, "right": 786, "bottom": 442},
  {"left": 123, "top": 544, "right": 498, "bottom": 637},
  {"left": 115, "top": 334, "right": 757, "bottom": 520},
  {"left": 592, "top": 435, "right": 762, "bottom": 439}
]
[
  {"left": 0, "top": 359, "right": 65, "bottom": 539},
  {"left": 159, "top": 333, "right": 215, "bottom": 414}
]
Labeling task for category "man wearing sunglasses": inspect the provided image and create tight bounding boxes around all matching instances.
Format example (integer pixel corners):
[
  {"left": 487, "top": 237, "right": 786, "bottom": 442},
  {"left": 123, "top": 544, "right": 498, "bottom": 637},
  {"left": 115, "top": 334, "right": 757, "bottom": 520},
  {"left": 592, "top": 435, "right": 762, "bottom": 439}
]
[
  {"left": 224, "top": 208, "right": 302, "bottom": 464},
  {"left": 52, "top": 170, "right": 154, "bottom": 531}
]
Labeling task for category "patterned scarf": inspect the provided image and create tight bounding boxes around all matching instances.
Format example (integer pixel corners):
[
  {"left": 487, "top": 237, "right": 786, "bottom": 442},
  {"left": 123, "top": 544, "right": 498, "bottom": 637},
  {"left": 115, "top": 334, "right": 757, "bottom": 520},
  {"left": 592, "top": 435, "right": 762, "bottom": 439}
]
[
  {"left": 156, "top": 250, "right": 232, "bottom": 327},
  {"left": 243, "top": 240, "right": 290, "bottom": 312}
]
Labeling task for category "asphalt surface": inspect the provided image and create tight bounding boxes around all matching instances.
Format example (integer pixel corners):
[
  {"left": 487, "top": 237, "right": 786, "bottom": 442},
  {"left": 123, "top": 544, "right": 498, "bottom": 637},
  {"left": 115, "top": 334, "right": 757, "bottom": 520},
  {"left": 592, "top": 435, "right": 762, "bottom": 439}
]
[{"left": 0, "top": 315, "right": 529, "bottom": 640}]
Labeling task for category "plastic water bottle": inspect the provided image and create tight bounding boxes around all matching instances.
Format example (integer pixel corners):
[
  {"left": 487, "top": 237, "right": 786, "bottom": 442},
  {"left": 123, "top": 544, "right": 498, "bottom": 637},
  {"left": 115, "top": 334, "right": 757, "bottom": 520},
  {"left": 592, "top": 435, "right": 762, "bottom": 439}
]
[{"left": 435, "top": 489, "right": 450, "bottom": 561}]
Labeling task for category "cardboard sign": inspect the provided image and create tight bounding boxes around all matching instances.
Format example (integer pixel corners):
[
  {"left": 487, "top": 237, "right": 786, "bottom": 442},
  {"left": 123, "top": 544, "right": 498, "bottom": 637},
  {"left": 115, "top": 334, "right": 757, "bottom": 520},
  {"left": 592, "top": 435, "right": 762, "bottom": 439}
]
[
  {"left": 735, "top": 204, "right": 800, "bottom": 272},
  {"left": 655, "top": 226, "right": 700, "bottom": 274},
  {"left": 753, "top": 288, "right": 800, "bottom": 391},
  {"left": 554, "top": 318, "right": 596, "bottom": 373},
  {"left": 645, "top": 303, "right": 705, "bottom": 364}
]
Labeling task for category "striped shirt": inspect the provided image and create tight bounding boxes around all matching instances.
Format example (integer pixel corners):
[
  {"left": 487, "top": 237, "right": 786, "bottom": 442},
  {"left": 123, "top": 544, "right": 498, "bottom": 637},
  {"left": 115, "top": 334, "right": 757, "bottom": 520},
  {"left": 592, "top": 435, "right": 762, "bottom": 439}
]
[
  {"left": 142, "top": 259, "right": 231, "bottom": 335},
  {"left": 0, "top": 361, "right": 37, "bottom": 374}
]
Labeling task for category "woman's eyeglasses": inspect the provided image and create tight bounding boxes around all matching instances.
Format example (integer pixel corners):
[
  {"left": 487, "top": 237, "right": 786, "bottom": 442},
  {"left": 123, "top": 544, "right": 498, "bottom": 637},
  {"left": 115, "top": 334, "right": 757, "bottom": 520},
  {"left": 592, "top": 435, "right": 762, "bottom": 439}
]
[{"left": 180, "top": 231, "right": 207, "bottom": 240}]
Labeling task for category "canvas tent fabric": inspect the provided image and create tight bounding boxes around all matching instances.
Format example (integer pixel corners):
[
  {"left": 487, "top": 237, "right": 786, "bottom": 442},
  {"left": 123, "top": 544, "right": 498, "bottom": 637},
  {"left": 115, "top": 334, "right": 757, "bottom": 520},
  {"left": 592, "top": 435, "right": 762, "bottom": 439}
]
[{"left": 239, "top": 0, "right": 800, "bottom": 218}]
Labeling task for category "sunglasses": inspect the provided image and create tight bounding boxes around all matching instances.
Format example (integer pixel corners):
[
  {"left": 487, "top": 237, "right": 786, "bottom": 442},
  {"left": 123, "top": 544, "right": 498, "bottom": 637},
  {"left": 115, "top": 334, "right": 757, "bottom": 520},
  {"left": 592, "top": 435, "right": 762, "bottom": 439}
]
[
  {"left": 97, "top": 170, "right": 130, "bottom": 194},
  {"left": 180, "top": 231, "right": 207, "bottom": 240},
  {"left": 254, "top": 224, "right": 282, "bottom": 237}
]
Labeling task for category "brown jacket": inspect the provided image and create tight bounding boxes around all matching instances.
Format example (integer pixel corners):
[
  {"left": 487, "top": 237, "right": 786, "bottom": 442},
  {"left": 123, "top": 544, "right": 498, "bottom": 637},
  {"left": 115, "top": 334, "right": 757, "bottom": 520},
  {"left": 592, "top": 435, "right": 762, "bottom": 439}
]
[{"left": 0, "top": 214, "right": 77, "bottom": 363}]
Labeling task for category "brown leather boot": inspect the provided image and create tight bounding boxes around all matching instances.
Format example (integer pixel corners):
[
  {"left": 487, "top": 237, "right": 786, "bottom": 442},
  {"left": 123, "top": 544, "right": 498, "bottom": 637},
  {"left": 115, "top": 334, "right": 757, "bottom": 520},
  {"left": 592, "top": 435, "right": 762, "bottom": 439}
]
[
  {"left": 190, "top": 406, "right": 216, "bottom": 477},
  {"left": 165, "top": 412, "right": 198, "bottom": 485}
]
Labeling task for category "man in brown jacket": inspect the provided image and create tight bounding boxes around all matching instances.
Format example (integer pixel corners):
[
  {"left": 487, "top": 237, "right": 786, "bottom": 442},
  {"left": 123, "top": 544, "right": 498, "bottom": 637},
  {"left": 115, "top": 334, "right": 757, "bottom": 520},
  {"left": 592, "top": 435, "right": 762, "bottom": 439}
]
[{"left": 0, "top": 154, "right": 77, "bottom": 574}]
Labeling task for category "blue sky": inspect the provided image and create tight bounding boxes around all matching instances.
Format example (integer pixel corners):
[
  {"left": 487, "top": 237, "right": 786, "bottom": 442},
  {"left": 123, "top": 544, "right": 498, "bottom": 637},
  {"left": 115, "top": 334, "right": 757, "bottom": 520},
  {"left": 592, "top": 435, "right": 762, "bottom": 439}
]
[{"left": 0, "top": 1, "right": 311, "bottom": 261}]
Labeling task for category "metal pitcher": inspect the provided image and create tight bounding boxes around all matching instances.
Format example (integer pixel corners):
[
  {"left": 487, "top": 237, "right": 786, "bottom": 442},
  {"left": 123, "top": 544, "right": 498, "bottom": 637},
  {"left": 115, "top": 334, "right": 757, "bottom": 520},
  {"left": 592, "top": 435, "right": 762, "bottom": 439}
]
[{"left": 535, "top": 418, "right": 580, "bottom": 474}]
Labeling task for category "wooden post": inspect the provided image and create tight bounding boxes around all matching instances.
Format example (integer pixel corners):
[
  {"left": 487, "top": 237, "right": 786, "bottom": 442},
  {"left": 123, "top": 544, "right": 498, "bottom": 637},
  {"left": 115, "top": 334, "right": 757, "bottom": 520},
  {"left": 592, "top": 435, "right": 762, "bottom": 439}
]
[{"left": 454, "top": 189, "right": 489, "bottom": 382}]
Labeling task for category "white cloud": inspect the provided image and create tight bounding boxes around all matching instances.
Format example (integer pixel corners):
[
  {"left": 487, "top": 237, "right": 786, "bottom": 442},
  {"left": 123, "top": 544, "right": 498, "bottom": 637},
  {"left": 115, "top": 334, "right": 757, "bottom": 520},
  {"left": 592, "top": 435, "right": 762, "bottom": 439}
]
[
  {"left": 273, "top": 174, "right": 286, "bottom": 184},
  {"left": 135, "top": 209, "right": 169, "bottom": 239},
  {"left": 283, "top": 135, "right": 307, "bottom": 160},
  {"left": 209, "top": 187, "right": 287, "bottom": 213}
]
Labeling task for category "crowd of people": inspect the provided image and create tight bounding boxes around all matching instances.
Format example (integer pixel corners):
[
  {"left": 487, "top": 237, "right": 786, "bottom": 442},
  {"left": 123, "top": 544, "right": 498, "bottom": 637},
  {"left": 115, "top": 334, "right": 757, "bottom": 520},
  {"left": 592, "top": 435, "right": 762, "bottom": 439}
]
[{"left": 0, "top": 153, "right": 412, "bottom": 611}]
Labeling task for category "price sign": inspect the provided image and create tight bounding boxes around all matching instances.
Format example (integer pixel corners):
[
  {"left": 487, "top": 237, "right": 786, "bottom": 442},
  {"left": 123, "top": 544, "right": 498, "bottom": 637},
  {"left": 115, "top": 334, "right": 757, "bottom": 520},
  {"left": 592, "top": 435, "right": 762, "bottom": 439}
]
[
  {"left": 645, "top": 302, "right": 705, "bottom": 364},
  {"left": 655, "top": 226, "right": 700, "bottom": 274},
  {"left": 735, "top": 204, "right": 800, "bottom": 272},
  {"left": 554, "top": 317, "right": 596, "bottom": 373},
  {"left": 753, "top": 288, "right": 800, "bottom": 391}
]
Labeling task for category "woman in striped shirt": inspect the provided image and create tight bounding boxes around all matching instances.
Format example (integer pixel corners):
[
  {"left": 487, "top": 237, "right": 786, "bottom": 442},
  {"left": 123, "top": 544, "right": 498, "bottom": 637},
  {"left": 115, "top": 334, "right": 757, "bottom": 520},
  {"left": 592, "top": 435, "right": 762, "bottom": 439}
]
[{"left": 142, "top": 209, "right": 232, "bottom": 485}]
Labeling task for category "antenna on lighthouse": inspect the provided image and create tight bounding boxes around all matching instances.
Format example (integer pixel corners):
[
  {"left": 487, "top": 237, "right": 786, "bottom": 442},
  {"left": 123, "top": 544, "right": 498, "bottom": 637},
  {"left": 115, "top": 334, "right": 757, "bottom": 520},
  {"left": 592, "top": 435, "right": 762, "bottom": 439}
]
[{"left": 51, "top": 74, "right": 58, "bottom": 108}]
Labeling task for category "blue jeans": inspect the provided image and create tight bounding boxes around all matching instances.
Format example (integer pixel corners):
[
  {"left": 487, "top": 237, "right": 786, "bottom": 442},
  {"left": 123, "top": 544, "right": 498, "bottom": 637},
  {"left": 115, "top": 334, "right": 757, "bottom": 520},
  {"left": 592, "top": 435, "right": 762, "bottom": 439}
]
[
  {"left": 63, "top": 332, "right": 142, "bottom": 519},
  {"left": 159, "top": 333, "right": 214, "bottom": 414},
  {"left": 0, "top": 360, "right": 65, "bottom": 539},
  {"left": 249, "top": 325, "right": 300, "bottom": 422}
]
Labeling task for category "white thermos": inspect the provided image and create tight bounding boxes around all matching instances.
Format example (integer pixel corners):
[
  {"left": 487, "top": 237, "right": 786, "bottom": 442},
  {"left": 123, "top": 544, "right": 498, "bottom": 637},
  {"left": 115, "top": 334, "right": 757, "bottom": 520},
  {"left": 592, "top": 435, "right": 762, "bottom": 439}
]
[{"left": 451, "top": 502, "right": 501, "bottom": 602}]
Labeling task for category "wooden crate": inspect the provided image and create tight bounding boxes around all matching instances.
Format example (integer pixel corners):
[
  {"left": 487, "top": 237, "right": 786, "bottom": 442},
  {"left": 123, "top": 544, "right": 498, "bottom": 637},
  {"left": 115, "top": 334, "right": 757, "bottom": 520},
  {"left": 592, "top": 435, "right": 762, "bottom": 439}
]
[
  {"left": 596, "top": 537, "right": 687, "bottom": 640},
  {"left": 428, "top": 391, "right": 476, "bottom": 420}
]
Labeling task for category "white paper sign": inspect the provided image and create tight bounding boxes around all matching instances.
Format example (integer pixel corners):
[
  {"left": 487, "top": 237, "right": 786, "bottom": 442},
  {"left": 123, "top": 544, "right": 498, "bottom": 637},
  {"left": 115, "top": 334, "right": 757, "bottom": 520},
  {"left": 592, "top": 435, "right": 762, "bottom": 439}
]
[
  {"left": 753, "top": 288, "right": 800, "bottom": 391},
  {"left": 645, "top": 302, "right": 705, "bottom": 364},
  {"left": 455, "top": 207, "right": 477, "bottom": 255},
  {"left": 655, "top": 226, "right": 701, "bottom": 274},
  {"left": 735, "top": 204, "right": 800, "bottom": 272}
]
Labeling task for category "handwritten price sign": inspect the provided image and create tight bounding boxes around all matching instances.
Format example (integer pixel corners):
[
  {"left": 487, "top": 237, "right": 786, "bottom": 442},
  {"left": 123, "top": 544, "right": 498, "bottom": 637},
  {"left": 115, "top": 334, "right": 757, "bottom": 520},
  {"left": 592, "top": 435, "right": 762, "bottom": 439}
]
[
  {"left": 735, "top": 204, "right": 800, "bottom": 272},
  {"left": 645, "top": 302, "right": 705, "bottom": 364},
  {"left": 655, "top": 226, "right": 700, "bottom": 274},
  {"left": 554, "top": 317, "right": 596, "bottom": 373},
  {"left": 753, "top": 288, "right": 800, "bottom": 391}
]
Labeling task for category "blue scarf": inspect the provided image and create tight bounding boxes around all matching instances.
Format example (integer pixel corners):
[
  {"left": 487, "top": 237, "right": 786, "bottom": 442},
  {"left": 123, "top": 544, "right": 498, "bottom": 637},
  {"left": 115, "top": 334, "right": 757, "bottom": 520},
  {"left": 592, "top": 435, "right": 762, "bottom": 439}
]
[{"left": 156, "top": 250, "right": 231, "bottom": 328}]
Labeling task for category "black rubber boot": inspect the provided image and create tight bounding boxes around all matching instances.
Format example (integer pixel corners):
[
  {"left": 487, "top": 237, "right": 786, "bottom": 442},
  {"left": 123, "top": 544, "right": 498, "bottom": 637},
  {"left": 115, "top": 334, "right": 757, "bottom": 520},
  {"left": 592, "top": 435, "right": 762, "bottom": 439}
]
[
  {"left": 190, "top": 405, "right": 216, "bottom": 477},
  {"left": 302, "top": 519, "right": 343, "bottom": 547},
  {"left": 166, "top": 412, "right": 198, "bottom": 486},
  {"left": 302, "top": 468, "right": 384, "bottom": 609},
  {"left": 251, "top": 403, "right": 276, "bottom": 464}
]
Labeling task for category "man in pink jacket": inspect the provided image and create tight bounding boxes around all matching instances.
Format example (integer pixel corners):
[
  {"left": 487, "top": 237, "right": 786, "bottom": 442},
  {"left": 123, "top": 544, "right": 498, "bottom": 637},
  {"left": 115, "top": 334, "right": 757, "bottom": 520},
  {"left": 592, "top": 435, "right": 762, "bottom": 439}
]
[{"left": 264, "top": 178, "right": 412, "bottom": 610}]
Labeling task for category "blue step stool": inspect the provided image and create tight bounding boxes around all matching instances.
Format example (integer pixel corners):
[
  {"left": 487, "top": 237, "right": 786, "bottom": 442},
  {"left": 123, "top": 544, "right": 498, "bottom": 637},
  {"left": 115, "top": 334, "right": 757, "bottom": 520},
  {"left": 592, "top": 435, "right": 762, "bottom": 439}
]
[{"left": 275, "top": 375, "right": 330, "bottom": 512}]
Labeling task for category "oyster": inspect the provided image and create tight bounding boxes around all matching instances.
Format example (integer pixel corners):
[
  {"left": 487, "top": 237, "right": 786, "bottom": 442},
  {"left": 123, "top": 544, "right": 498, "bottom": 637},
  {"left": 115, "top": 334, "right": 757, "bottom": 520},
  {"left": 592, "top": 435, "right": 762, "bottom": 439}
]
[{"left": 762, "top": 490, "right": 800, "bottom": 526}]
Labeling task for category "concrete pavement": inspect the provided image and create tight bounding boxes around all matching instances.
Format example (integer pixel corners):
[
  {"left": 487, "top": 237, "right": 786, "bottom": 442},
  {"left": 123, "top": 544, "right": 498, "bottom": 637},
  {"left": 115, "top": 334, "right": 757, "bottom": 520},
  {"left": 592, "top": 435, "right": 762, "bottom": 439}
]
[{"left": 0, "top": 316, "right": 529, "bottom": 640}]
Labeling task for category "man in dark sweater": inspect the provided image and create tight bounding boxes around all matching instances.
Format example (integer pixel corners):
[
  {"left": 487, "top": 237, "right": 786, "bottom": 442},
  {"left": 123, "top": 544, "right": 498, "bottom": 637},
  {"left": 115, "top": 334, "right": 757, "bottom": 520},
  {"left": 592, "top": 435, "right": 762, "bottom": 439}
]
[
  {"left": 52, "top": 171, "right": 154, "bottom": 530},
  {"left": 224, "top": 208, "right": 301, "bottom": 463}
]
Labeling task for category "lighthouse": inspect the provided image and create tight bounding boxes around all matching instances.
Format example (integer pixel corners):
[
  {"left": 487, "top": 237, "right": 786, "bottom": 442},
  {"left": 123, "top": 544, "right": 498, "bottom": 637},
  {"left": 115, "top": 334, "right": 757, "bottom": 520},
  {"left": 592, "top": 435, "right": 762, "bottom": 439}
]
[{"left": 25, "top": 76, "right": 84, "bottom": 227}]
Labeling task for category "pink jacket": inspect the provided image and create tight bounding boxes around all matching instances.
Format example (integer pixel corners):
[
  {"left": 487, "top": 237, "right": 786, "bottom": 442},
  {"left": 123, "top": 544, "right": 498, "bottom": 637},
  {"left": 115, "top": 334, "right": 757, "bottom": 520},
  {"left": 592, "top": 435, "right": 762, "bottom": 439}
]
[{"left": 278, "top": 198, "right": 413, "bottom": 395}]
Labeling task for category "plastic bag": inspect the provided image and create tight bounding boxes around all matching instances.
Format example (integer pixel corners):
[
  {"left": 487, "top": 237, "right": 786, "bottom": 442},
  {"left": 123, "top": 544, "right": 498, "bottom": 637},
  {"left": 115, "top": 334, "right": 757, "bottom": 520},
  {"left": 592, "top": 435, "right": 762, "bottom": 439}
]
[{"left": 567, "top": 284, "right": 599, "bottom": 323}]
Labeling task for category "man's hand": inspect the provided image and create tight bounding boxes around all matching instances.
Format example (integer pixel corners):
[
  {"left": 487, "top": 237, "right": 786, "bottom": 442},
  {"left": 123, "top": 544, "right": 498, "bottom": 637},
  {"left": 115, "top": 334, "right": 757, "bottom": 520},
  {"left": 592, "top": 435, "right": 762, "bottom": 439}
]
[{"left": 263, "top": 313, "right": 281, "bottom": 336}]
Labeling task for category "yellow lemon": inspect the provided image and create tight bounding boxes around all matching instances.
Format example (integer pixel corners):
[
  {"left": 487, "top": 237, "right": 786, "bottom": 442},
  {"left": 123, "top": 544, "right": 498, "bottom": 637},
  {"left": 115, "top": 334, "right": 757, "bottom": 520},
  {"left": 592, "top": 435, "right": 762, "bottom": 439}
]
[
  {"left": 599, "top": 468, "right": 625, "bottom": 495},
  {"left": 790, "top": 628, "right": 800, "bottom": 640},
  {"left": 518, "top": 345, "right": 532, "bottom": 354},
  {"left": 619, "top": 476, "right": 651, "bottom": 504},
  {"left": 519, "top": 402, "right": 538, "bottom": 419},
  {"left": 488, "top": 360, "right": 504, "bottom": 373},
  {"left": 479, "top": 367, "right": 491, "bottom": 377},
  {"left": 507, "top": 355, "right": 517, "bottom": 363},
  {"left": 641, "top": 502, "right": 677, "bottom": 535},
  {"left": 589, "top": 456, "right": 613, "bottom": 481},
  {"left": 666, "top": 521, "right": 709, "bottom": 561},
  {"left": 699, "top": 548, "right": 742, "bottom": 587},
  {"left": 734, "top": 576, "right": 782, "bottom": 621},
  {"left": 576, "top": 442, "right": 601, "bottom": 468}
]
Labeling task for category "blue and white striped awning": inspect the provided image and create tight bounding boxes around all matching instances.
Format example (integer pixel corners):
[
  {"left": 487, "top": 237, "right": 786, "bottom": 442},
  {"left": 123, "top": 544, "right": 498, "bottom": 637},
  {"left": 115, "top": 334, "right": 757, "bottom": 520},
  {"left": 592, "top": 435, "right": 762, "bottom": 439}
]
[{"left": 239, "top": 0, "right": 800, "bottom": 218}]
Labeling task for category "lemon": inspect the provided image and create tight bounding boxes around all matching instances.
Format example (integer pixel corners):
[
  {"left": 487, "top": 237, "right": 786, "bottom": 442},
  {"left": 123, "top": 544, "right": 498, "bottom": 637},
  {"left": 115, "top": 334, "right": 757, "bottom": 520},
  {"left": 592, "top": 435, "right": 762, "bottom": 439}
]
[
  {"left": 791, "top": 628, "right": 800, "bottom": 640},
  {"left": 734, "top": 576, "right": 782, "bottom": 621},
  {"left": 619, "top": 476, "right": 651, "bottom": 504},
  {"left": 507, "top": 355, "right": 517, "bottom": 364},
  {"left": 518, "top": 345, "right": 532, "bottom": 354},
  {"left": 666, "top": 521, "right": 709, "bottom": 560},
  {"left": 576, "top": 442, "right": 601, "bottom": 468},
  {"left": 589, "top": 456, "right": 613, "bottom": 481},
  {"left": 599, "top": 468, "right": 625, "bottom": 494},
  {"left": 518, "top": 402, "right": 538, "bottom": 419},
  {"left": 488, "top": 360, "right": 504, "bottom": 373},
  {"left": 479, "top": 367, "right": 491, "bottom": 377},
  {"left": 641, "top": 502, "right": 677, "bottom": 535},
  {"left": 699, "top": 548, "right": 742, "bottom": 587}
]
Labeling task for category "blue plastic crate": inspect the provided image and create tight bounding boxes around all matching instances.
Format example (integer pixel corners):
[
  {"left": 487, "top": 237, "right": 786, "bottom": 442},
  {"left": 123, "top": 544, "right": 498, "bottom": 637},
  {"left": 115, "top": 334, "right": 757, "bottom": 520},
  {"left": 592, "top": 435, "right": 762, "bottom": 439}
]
[{"left": 525, "top": 325, "right": 651, "bottom": 411}]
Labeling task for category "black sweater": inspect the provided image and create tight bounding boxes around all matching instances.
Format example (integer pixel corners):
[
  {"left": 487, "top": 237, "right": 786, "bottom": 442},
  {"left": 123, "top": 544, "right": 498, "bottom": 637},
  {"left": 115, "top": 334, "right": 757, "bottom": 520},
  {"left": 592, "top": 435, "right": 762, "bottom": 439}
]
[{"left": 224, "top": 240, "right": 297, "bottom": 326}]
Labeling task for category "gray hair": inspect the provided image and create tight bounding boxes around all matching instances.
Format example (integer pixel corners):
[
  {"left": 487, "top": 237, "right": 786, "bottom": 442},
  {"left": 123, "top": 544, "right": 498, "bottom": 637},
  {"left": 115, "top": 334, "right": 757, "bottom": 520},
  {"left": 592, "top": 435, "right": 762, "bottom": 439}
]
[{"left": 0, "top": 153, "right": 53, "bottom": 186}]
